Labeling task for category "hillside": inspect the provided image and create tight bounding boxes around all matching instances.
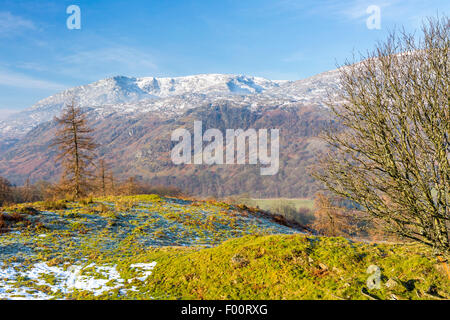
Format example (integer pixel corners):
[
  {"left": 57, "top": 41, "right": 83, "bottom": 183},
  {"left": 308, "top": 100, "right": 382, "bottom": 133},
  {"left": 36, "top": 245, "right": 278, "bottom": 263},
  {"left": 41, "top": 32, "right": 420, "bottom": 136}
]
[
  {"left": 0, "top": 73, "right": 336, "bottom": 139},
  {"left": 0, "top": 71, "right": 338, "bottom": 198},
  {"left": 0, "top": 103, "right": 331, "bottom": 197},
  {"left": 0, "top": 195, "right": 448, "bottom": 300}
]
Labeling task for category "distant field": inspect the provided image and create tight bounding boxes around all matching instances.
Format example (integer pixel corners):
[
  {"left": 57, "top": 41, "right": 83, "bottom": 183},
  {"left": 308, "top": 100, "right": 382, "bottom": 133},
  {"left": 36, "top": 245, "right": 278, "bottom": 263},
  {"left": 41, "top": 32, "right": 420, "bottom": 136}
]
[{"left": 244, "top": 198, "right": 315, "bottom": 211}]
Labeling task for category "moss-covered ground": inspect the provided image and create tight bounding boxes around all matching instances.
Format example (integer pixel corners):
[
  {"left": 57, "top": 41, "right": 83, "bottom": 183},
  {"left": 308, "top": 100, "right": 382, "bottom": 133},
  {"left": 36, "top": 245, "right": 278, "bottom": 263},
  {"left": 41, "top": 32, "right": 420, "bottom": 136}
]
[{"left": 0, "top": 195, "right": 448, "bottom": 300}]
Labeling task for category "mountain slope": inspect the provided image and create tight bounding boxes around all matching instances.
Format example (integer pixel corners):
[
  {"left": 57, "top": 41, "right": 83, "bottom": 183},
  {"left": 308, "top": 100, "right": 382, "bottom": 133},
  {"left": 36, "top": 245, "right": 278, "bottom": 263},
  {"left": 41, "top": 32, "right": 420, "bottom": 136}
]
[
  {"left": 0, "top": 72, "right": 338, "bottom": 139},
  {"left": 0, "top": 71, "right": 340, "bottom": 197},
  {"left": 0, "top": 102, "right": 331, "bottom": 197}
]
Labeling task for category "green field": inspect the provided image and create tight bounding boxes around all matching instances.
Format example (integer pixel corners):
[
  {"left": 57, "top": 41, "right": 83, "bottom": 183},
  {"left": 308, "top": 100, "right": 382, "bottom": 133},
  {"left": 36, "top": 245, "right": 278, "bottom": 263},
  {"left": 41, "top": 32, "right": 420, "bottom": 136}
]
[{"left": 244, "top": 198, "right": 315, "bottom": 211}]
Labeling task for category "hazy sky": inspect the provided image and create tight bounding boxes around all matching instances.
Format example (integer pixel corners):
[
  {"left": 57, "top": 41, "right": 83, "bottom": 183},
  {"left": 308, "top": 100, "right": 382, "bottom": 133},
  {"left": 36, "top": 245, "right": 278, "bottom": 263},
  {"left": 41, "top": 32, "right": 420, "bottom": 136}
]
[{"left": 0, "top": 0, "right": 448, "bottom": 116}]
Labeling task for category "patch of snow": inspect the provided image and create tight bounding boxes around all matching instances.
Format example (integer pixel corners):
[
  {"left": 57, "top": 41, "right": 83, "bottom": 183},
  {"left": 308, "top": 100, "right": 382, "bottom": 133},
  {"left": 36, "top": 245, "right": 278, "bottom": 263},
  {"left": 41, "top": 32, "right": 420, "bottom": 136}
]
[
  {"left": 0, "top": 261, "right": 157, "bottom": 299},
  {"left": 130, "top": 262, "right": 157, "bottom": 281}
]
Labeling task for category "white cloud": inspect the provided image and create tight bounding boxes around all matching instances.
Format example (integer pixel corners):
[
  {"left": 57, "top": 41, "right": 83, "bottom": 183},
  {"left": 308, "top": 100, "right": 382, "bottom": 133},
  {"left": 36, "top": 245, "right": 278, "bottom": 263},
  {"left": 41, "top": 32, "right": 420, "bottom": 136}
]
[
  {"left": 0, "top": 46, "right": 158, "bottom": 94},
  {"left": 337, "top": 1, "right": 393, "bottom": 21},
  {"left": 283, "top": 51, "right": 305, "bottom": 63},
  {"left": 0, "top": 69, "right": 67, "bottom": 91},
  {"left": 16, "top": 62, "right": 47, "bottom": 72},
  {"left": 258, "top": 0, "right": 395, "bottom": 22},
  {"left": 0, "top": 12, "right": 35, "bottom": 37},
  {"left": 58, "top": 46, "right": 158, "bottom": 79}
]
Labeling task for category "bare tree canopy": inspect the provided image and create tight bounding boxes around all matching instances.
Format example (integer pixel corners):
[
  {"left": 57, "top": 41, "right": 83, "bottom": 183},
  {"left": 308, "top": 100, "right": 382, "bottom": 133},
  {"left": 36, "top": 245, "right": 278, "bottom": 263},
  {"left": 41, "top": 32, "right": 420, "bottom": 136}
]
[
  {"left": 52, "top": 101, "right": 97, "bottom": 199},
  {"left": 314, "top": 16, "right": 449, "bottom": 257}
]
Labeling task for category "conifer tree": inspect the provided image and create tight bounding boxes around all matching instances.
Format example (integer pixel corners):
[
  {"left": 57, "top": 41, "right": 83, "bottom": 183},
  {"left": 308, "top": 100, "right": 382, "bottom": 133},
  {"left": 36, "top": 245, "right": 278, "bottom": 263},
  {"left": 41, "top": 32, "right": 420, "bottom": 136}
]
[{"left": 52, "top": 101, "right": 97, "bottom": 199}]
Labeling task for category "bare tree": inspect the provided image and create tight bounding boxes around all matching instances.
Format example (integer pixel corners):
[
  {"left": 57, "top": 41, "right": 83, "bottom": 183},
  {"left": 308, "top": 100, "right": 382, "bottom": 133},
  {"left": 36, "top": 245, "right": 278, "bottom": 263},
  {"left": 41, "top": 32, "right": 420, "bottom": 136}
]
[
  {"left": 110, "top": 173, "right": 116, "bottom": 195},
  {"left": 97, "top": 159, "right": 114, "bottom": 196},
  {"left": 119, "top": 176, "right": 140, "bottom": 196},
  {"left": 314, "top": 17, "right": 449, "bottom": 258},
  {"left": 52, "top": 101, "right": 97, "bottom": 199},
  {"left": 98, "top": 159, "right": 107, "bottom": 197},
  {"left": 0, "top": 176, "right": 13, "bottom": 207},
  {"left": 20, "top": 177, "right": 33, "bottom": 203},
  {"left": 311, "top": 193, "right": 360, "bottom": 237}
]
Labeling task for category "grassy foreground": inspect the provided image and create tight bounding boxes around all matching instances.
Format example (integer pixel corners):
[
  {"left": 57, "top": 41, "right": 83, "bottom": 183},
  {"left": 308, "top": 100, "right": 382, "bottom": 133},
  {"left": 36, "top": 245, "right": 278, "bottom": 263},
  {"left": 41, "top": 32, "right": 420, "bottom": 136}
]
[
  {"left": 0, "top": 195, "right": 448, "bottom": 300},
  {"left": 131, "top": 234, "right": 449, "bottom": 300}
]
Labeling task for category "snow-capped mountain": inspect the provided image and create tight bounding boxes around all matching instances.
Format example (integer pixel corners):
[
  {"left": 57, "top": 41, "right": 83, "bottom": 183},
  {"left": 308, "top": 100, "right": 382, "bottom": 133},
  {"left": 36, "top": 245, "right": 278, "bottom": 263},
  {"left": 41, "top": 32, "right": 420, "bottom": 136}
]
[
  {"left": 136, "top": 74, "right": 288, "bottom": 96},
  {"left": 0, "top": 71, "right": 340, "bottom": 139},
  {"left": 0, "top": 71, "right": 340, "bottom": 197}
]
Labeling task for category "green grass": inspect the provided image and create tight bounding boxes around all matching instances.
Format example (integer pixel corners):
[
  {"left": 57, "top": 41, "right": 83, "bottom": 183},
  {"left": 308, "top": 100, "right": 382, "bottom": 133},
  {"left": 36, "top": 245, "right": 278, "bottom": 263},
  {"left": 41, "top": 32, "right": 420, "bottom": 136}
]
[
  {"left": 136, "top": 234, "right": 449, "bottom": 300},
  {"left": 1, "top": 195, "right": 448, "bottom": 300}
]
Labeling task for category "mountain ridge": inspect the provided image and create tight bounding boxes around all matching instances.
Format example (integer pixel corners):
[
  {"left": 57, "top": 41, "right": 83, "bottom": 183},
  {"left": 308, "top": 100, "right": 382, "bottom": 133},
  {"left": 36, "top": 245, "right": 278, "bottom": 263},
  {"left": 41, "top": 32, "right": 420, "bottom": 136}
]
[{"left": 0, "top": 71, "right": 339, "bottom": 139}]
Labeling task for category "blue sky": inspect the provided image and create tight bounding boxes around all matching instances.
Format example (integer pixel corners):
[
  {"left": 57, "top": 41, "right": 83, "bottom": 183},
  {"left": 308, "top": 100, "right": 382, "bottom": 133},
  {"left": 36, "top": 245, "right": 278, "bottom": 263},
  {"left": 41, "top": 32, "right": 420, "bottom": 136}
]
[{"left": 0, "top": 0, "right": 448, "bottom": 116}]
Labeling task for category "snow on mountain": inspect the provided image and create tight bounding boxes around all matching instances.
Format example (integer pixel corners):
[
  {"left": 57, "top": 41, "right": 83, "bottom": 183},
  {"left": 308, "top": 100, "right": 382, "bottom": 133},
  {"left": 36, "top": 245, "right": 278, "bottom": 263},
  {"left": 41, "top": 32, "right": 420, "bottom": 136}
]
[
  {"left": 136, "top": 74, "right": 286, "bottom": 96},
  {"left": 269, "top": 69, "right": 341, "bottom": 101},
  {"left": 0, "top": 72, "right": 339, "bottom": 139}
]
